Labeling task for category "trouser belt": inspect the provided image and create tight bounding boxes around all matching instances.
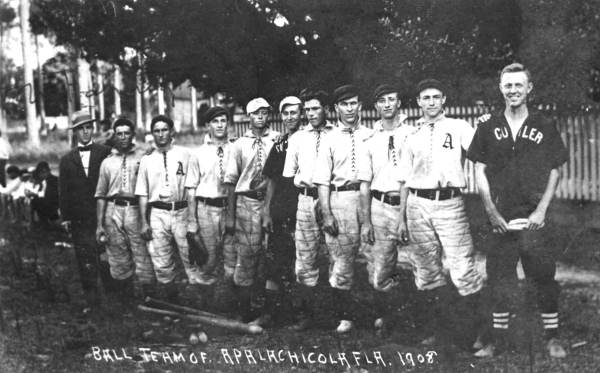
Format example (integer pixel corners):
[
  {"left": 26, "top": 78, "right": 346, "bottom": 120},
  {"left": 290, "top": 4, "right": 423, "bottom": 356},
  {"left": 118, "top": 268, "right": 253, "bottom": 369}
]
[
  {"left": 298, "top": 187, "right": 319, "bottom": 199},
  {"left": 330, "top": 183, "right": 360, "bottom": 192},
  {"left": 409, "top": 188, "right": 461, "bottom": 201},
  {"left": 371, "top": 190, "right": 401, "bottom": 206},
  {"left": 149, "top": 200, "right": 188, "bottom": 210},
  {"left": 108, "top": 196, "right": 139, "bottom": 206},
  {"left": 196, "top": 196, "right": 228, "bottom": 208}
]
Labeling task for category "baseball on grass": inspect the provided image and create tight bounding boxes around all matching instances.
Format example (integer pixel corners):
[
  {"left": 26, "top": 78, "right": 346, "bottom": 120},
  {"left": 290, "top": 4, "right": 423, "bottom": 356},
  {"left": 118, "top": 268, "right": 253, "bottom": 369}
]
[
  {"left": 197, "top": 331, "right": 208, "bottom": 343},
  {"left": 189, "top": 332, "right": 199, "bottom": 345}
]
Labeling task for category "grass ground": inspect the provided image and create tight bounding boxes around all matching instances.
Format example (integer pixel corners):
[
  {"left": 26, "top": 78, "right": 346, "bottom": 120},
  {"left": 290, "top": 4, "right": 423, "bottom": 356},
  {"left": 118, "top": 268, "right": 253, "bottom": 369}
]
[{"left": 0, "top": 197, "right": 599, "bottom": 373}]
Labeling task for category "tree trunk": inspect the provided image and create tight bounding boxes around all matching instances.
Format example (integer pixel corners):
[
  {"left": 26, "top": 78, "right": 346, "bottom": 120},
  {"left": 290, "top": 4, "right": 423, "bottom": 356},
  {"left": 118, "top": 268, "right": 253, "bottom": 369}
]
[
  {"left": 96, "top": 61, "right": 104, "bottom": 120},
  {"left": 113, "top": 65, "right": 121, "bottom": 116},
  {"left": 77, "top": 58, "right": 92, "bottom": 112},
  {"left": 135, "top": 67, "right": 143, "bottom": 130},
  {"left": 0, "top": 22, "right": 7, "bottom": 134},
  {"left": 20, "top": 0, "right": 39, "bottom": 146},
  {"left": 35, "top": 34, "right": 46, "bottom": 136},
  {"left": 157, "top": 78, "right": 165, "bottom": 115}
]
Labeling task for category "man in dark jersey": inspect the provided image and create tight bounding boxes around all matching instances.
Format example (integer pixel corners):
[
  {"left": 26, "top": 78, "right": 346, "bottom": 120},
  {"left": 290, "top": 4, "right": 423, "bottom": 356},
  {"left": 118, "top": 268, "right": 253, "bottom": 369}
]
[
  {"left": 259, "top": 96, "right": 303, "bottom": 325},
  {"left": 467, "top": 63, "right": 568, "bottom": 358}
]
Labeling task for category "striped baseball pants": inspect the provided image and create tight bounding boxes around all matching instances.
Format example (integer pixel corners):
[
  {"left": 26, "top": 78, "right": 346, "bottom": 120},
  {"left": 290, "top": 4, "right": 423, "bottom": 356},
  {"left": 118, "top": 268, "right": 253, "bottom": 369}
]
[
  {"left": 294, "top": 194, "right": 322, "bottom": 287},
  {"left": 194, "top": 202, "right": 234, "bottom": 277},
  {"left": 406, "top": 193, "right": 483, "bottom": 296},
  {"left": 104, "top": 202, "right": 155, "bottom": 284},
  {"left": 363, "top": 198, "right": 409, "bottom": 292},
  {"left": 226, "top": 195, "right": 264, "bottom": 287},
  {"left": 149, "top": 207, "right": 200, "bottom": 283},
  {"left": 324, "top": 190, "right": 361, "bottom": 290}
]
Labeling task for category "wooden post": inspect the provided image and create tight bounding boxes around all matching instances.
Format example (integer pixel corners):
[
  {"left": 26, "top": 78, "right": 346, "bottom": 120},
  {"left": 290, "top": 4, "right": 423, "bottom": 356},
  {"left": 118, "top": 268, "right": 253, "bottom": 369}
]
[
  {"left": 191, "top": 86, "right": 198, "bottom": 132},
  {"left": 591, "top": 113, "right": 599, "bottom": 201},
  {"left": 568, "top": 115, "right": 575, "bottom": 199},
  {"left": 582, "top": 114, "right": 589, "bottom": 200}
]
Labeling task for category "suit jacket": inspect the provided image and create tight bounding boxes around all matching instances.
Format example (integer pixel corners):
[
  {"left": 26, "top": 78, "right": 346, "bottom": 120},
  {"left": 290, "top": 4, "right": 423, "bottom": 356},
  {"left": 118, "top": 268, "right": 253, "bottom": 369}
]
[
  {"left": 59, "top": 143, "right": 111, "bottom": 223},
  {"left": 45, "top": 174, "right": 59, "bottom": 210}
]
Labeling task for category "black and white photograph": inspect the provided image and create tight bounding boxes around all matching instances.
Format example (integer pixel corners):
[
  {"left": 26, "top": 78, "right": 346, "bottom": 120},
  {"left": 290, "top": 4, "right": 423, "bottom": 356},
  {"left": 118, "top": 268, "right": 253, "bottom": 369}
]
[{"left": 0, "top": 0, "right": 599, "bottom": 371}]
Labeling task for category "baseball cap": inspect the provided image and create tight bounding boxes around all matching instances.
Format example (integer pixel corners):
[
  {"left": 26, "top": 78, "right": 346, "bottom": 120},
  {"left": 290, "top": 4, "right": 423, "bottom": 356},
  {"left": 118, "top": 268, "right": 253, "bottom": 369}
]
[
  {"left": 373, "top": 84, "right": 399, "bottom": 101},
  {"left": 246, "top": 98, "right": 271, "bottom": 114},
  {"left": 278, "top": 96, "right": 302, "bottom": 112},
  {"left": 416, "top": 79, "right": 445, "bottom": 96},
  {"left": 204, "top": 107, "right": 229, "bottom": 124},
  {"left": 70, "top": 110, "right": 96, "bottom": 129},
  {"left": 332, "top": 84, "right": 359, "bottom": 104}
]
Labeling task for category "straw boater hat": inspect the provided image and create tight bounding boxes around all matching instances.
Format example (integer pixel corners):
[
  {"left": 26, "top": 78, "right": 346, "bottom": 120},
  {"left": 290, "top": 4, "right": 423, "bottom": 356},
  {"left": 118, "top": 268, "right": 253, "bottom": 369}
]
[{"left": 69, "top": 110, "right": 96, "bottom": 129}]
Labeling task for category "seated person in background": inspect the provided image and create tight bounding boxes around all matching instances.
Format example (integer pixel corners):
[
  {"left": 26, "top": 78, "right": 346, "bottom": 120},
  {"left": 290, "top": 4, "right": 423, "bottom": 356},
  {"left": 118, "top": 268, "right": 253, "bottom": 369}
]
[
  {"left": 29, "top": 161, "right": 60, "bottom": 223},
  {"left": 0, "top": 165, "right": 22, "bottom": 220}
]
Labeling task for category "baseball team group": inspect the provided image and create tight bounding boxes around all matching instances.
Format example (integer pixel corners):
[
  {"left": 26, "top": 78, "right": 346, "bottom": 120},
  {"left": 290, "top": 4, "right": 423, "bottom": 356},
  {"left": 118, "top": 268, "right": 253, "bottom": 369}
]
[{"left": 57, "top": 62, "right": 569, "bottom": 359}]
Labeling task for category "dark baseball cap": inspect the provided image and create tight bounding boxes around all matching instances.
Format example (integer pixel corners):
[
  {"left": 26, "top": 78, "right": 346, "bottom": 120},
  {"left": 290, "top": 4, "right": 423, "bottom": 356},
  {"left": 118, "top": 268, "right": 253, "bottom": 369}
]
[
  {"left": 204, "top": 107, "right": 229, "bottom": 125},
  {"left": 373, "top": 84, "right": 399, "bottom": 101},
  {"left": 332, "top": 84, "right": 359, "bottom": 104},
  {"left": 416, "top": 79, "right": 445, "bottom": 96}
]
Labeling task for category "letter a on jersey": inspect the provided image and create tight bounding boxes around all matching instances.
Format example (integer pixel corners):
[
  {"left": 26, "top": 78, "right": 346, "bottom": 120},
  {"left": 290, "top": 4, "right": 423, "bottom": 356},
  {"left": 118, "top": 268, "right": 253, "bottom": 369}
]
[
  {"left": 176, "top": 161, "right": 185, "bottom": 175},
  {"left": 442, "top": 133, "right": 454, "bottom": 149}
]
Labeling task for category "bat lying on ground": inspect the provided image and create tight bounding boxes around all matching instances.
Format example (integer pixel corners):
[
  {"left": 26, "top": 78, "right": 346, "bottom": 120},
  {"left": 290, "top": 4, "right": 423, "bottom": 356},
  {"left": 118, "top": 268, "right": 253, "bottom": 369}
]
[
  {"left": 138, "top": 305, "right": 263, "bottom": 335},
  {"left": 145, "top": 297, "right": 227, "bottom": 319}
]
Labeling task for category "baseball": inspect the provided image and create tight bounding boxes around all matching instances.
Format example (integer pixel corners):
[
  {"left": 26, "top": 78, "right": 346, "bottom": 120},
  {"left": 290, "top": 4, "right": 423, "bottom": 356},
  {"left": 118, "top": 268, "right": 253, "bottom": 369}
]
[
  {"left": 189, "top": 332, "right": 199, "bottom": 345},
  {"left": 197, "top": 331, "right": 208, "bottom": 343}
]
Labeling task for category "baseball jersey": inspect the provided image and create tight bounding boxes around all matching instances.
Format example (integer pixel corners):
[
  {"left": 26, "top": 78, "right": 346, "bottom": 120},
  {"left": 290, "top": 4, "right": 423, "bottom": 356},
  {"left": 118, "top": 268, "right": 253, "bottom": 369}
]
[
  {"left": 358, "top": 124, "right": 416, "bottom": 192},
  {"left": 223, "top": 128, "right": 280, "bottom": 193},
  {"left": 312, "top": 123, "right": 375, "bottom": 187},
  {"left": 185, "top": 137, "right": 232, "bottom": 198},
  {"left": 95, "top": 146, "right": 141, "bottom": 199},
  {"left": 282, "top": 122, "right": 336, "bottom": 188},
  {"left": 398, "top": 115, "right": 473, "bottom": 189},
  {"left": 467, "top": 110, "right": 568, "bottom": 207},
  {"left": 135, "top": 144, "right": 191, "bottom": 202}
]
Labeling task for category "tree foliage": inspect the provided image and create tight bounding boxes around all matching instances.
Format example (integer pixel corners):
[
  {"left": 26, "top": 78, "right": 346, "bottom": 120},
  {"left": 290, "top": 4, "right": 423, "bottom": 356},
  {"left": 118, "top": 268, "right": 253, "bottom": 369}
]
[{"left": 30, "top": 0, "right": 600, "bottom": 107}]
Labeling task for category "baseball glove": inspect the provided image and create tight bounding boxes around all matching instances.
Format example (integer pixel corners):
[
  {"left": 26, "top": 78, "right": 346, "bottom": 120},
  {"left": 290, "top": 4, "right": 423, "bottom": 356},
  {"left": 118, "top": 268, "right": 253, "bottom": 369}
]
[{"left": 186, "top": 232, "right": 208, "bottom": 266}]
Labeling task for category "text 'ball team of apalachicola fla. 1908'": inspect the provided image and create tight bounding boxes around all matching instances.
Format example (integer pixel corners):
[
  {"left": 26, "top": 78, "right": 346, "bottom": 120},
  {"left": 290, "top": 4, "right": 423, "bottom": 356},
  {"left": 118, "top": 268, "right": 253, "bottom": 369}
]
[{"left": 57, "top": 62, "right": 568, "bottom": 359}]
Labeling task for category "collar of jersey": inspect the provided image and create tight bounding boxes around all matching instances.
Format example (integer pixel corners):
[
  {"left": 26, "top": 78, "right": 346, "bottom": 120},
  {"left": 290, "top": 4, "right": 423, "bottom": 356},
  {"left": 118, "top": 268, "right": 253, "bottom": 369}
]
[
  {"left": 374, "top": 113, "right": 408, "bottom": 131},
  {"left": 416, "top": 112, "right": 446, "bottom": 127},
  {"left": 305, "top": 121, "right": 335, "bottom": 132},
  {"left": 111, "top": 144, "right": 137, "bottom": 156},
  {"left": 243, "top": 128, "right": 272, "bottom": 138}
]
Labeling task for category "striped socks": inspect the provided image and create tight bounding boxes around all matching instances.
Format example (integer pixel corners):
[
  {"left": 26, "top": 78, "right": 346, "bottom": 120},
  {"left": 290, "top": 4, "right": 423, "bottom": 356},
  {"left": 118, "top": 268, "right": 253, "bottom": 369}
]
[
  {"left": 541, "top": 312, "right": 559, "bottom": 339},
  {"left": 492, "top": 312, "right": 510, "bottom": 330}
]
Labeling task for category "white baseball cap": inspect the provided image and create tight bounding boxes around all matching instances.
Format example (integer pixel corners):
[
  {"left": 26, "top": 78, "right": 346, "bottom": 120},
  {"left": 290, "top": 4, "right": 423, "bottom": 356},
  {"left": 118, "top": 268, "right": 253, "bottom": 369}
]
[
  {"left": 246, "top": 97, "right": 271, "bottom": 114},
  {"left": 278, "top": 96, "right": 302, "bottom": 112}
]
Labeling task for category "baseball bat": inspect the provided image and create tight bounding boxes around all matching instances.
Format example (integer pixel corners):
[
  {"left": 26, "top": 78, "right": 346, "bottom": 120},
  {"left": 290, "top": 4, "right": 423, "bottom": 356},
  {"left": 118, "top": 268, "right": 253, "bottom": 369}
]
[
  {"left": 145, "top": 297, "right": 228, "bottom": 319},
  {"left": 137, "top": 305, "right": 263, "bottom": 334}
]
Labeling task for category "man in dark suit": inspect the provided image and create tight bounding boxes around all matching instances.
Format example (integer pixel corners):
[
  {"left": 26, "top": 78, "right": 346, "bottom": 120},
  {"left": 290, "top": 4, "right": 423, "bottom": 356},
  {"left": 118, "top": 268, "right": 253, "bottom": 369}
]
[{"left": 59, "top": 110, "right": 112, "bottom": 307}]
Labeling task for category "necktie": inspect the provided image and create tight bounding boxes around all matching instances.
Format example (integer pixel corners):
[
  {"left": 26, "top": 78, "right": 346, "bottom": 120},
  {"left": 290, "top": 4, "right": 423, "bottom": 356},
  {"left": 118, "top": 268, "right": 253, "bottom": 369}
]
[
  {"left": 342, "top": 128, "right": 357, "bottom": 174},
  {"left": 120, "top": 153, "right": 128, "bottom": 192},
  {"left": 162, "top": 151, "right": 169, "bottom": 186},
  {"left": 78, "top": 144, "right": 92, "bottom": 151},
  {"left": 388, "top": 135, "right": 398, "bottom": 166},
  {"left": 217, "top": 145, "right": 224, "bottom": 181},
  {"left": 315, "top": 130, "right": 322, "bottom": 156}
]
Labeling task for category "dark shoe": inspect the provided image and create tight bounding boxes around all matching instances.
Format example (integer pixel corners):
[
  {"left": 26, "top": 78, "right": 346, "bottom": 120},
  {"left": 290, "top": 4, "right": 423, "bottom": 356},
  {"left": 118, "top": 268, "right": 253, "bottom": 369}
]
[{"left": 164, "top": 282, "right": 179, "bottom": 303}]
